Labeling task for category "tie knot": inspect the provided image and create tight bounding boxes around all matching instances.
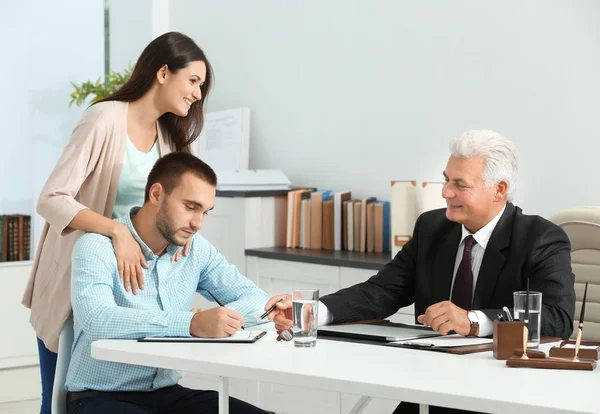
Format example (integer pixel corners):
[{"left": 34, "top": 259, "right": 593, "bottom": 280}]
[{"left": 463, "top": 235, "right": 477, "bottom": 252}]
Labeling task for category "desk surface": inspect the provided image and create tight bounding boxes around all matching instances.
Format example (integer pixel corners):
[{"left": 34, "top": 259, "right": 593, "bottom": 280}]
[{"left": 92, "top": 331, "right": 599, "bottom": 414}]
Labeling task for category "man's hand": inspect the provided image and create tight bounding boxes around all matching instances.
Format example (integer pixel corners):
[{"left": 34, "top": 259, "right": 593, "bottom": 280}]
[
  {"left": 417, "top": 301, "right": 471, "bottom": 336},
  {"left": 264, "top": 294, "right": 292, "bottom": 332},
  {"left": 190, "top": 307, "right": 244, "bottom": 338}
]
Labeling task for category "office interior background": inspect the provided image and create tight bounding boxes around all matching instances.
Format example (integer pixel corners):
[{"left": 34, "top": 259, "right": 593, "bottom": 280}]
[{"left": 1, "top": 0, "right": 600, "bottom": 412}]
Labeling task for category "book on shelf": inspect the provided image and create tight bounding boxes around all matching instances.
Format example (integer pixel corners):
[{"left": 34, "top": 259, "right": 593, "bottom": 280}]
[
  {"left": 374, "top": 201, "right": 391, "bottom": 253},
  {"left": 299, "top": 197, "right": 311, "bottom": 249},
  {"left": 299, "top": 199, "right": 306, "bottom": 249},
  {"left": 366, "top": 202, "right": 375, "bottom": 253},
  {"left": 359, "top": 197, "right": 377, "bottom": 252},
  {"left": 286, "top": 189, "right": 310, "bottom": 248},
  {"left": 9, "top": 215, "right": 18, "bottom": 262},
  {"left": 322, "top": 199, "right": 335, "bottom": 250},
  {"left": 0, "top": 214, "right": 31, "bottom": 262},
  {"left": 309, "top": 190, "right": 333, "bottom": 250},
  {"left": 353, "top": 201, "right": 361, "bottom": 252},
  {"left": 0, "top": 215, "right": 5, "bottom": 262},
  {"left": 343, "top": 199, "right": 353, "bottom": 251},
  {"left": 333, "top": 191, "right": 351, "bottom": 251}
]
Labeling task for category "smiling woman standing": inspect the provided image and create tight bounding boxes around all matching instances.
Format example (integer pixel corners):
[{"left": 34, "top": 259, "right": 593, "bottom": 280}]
[{"left": 21, "top": 31, "right": 213, "bottom": 414}]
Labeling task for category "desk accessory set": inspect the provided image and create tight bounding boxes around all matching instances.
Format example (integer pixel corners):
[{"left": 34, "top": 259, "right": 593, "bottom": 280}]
[{"left": 503, "top": 281, "right": 596, "bottom": 371}]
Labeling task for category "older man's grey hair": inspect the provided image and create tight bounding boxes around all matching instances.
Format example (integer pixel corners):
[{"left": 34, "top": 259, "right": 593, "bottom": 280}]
[{"left": 449, "top": 130, "right": 519, "bottom": 202}]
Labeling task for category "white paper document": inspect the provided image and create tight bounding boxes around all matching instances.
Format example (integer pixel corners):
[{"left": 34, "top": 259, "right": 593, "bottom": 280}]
[
  {"left": 140, "top": 331, "right": 263, "bottom": 342},
  {"left": 392, "top": 334, "right": 493, "bottom": 348},
  {"left": 562, "top": 344, "right": 597, "bottom": 350},
  {"left": 194, "top": 108, "right": 250, "bottom": 171}
]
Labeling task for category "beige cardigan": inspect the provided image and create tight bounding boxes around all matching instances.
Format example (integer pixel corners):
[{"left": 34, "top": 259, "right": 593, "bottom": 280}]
[{"left": 22, "top": 101, "right": 175, "bottom": 352}]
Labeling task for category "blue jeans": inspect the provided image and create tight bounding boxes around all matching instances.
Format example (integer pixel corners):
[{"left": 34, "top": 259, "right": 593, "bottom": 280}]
[{"left": 37, "top": 337, "right": 58, "bottom": 414}]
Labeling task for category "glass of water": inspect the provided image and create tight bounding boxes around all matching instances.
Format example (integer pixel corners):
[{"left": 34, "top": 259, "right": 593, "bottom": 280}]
[
  {"left": 513, "top": 291, "right": 542, "bottom": 349},
  {"left": 292, "top": 288, "right": 319, "bottom": 348}
]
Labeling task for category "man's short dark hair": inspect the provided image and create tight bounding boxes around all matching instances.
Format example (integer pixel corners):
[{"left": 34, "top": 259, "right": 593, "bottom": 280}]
[{"left": 144, "top": 152, "right": 218, "bottom": 202}]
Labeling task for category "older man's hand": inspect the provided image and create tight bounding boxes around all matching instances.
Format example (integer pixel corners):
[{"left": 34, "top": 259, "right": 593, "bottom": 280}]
[
  {"left": 417, "top": 301, "right": 471, "bottom": 336},
  {"left": 264, "top": 294, "right": 293, "bottom": 331}
]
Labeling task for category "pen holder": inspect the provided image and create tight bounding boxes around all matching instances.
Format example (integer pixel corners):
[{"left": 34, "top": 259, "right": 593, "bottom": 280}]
[
  {"left": 549, "top": 340, "right": 600, "bottom": 360},
  {"left": 493, "top": 320, "right": 526, "bottom": 360}
]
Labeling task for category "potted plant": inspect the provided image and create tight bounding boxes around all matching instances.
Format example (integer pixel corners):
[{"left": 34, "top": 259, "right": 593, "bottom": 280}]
[{"left": 69, "top": 65, "right": 132, "bottom": 107}]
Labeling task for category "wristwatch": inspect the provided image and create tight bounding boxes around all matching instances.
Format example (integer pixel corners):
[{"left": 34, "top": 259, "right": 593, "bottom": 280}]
[{"left": 467, "top": 311, "right": 480, "bottom": 337}]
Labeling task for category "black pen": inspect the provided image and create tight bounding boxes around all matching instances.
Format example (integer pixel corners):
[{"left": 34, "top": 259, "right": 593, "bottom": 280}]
[
  {"left": 207, "top": 290, "right": 244, "bottom": 330},
  {"left": 574, "top": 281, "right": 589, "bottom": 361},
  {"left": 521, "top": 279, "right": 530, "bottom": 359},
  {"left": 257, "top": 297, "right": 286, "bottom": 322}
]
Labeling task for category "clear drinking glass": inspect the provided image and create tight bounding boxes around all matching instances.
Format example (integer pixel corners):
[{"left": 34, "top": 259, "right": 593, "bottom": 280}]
[
  {"left": 513, "top": 291, "right": 542, "bottom": 349},
  {"left": 292, "top": 288, "right": 319, "bottom": 348}
]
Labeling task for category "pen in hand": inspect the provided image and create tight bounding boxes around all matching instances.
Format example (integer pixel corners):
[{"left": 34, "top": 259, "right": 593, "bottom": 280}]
[
  {"left": 257, "top": 297, "right": 286, "bottom": 323},
  {"left": 206, "top": 290, "right": 245, "bottom": 330}
]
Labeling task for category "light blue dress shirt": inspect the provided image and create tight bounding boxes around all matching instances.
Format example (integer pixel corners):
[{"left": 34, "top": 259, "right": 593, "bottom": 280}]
[{"left": 66, "top": 207, "right": 269, "bottom": 392}]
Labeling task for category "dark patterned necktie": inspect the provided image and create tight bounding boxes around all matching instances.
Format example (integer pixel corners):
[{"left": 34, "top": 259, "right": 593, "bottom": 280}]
[{"left": 451, "top": 235, "right": 477, "bottom": 310}]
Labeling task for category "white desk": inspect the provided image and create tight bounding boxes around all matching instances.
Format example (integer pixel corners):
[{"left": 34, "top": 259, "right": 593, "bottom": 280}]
[{"left": 92, "top": 333, "right": 598, "bottom": 414}]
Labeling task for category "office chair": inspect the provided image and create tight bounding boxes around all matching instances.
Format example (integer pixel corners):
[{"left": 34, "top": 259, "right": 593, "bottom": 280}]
[
  {"left": 550, "top": 207, "right": 600, "bottom": 341},
  {"left": 51, "top": 313, "right": 74, "bottom": 414}
]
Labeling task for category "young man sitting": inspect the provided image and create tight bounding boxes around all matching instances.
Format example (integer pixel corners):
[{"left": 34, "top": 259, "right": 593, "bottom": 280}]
[{"left": 65, "top": 152, "right": 270, "bottom": 414}]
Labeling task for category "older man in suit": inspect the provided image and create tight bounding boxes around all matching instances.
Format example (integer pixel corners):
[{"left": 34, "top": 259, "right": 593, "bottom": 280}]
[{"left": 266, "top": 130, "right": 576, "bottom": 414}]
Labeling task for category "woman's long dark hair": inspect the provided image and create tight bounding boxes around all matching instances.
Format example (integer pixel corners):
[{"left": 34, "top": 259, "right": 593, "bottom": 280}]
[{"left": 95, "top": 32, "right": 213, "bottom": 152}]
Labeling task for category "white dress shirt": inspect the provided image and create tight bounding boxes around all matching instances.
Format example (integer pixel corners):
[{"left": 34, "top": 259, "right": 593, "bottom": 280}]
[
  {"left": 318, "top": 204, "right": 507, "bottom": 337},
  {"left": 452, "top": 204, "right": 506, "bottom": 336}
]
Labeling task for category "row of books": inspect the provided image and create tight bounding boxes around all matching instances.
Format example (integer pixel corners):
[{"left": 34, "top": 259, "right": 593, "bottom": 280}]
[
  {"left": 286, "top": 190, "right": 390, "bottom": 253},
  {"left": 0, "top": 214, "right": 31, "bottom": 262}
]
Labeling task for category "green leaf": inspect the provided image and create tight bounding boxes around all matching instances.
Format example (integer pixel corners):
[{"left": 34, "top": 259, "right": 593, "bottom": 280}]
[{"left": 68, "top": 66, "right": 132, "bottom": 107}]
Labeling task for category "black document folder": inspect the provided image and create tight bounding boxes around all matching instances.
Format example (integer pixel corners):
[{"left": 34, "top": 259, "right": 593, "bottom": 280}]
[{"left": 318, "top": 321, "right": 439, "bottom": 343}]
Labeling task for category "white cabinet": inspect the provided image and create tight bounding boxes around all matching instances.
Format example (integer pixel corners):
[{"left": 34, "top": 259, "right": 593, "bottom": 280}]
[
  {"left": 245, "top": 252, "right": 415, "bottom": 322},
  {"left": 241, "top": 251, "right": 410, "bottom": 414},
  {"left": 0, "top": 261, "right": 41, "bottom": 403},
  {"left": 249, "top": 258, "right": 340, "bottom": 297},
  {"left": 199, "top": 194, "right": 287, "bottom": 276}
]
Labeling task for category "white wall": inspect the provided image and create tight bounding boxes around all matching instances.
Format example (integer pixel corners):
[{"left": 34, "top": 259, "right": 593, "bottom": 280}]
[
  {"left": 109, "top": 0, "right": 154, "bottom": 73},
  {"left": 169, "top": 0, "right": 600, "bottom": 218},
  {"left": 0, "top": 1, "right": 104, "bottom": 253}
]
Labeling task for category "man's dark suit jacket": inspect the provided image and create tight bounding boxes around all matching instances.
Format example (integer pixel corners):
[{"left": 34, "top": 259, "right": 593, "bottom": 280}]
[{"left": 321, "top": 203, "right": 576, "bottom": 339}]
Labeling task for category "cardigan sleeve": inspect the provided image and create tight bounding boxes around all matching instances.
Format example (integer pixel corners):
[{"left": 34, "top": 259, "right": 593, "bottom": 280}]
[{"left": 36, "top": 106, "right": 113, "bottom": 236}]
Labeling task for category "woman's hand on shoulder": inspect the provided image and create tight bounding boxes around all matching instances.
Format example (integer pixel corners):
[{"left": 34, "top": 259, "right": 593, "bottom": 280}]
[{"left": 111, "top": 223, "right": 149, "bottom": 294}]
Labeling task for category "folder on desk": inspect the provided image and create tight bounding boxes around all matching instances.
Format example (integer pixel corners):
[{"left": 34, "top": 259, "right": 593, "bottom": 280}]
[
  {"left": 318, "top": 322, "right": 498, "bottom": 354},
  {"left": 318, "top": 322, "right": 439, "bottom": 343}
]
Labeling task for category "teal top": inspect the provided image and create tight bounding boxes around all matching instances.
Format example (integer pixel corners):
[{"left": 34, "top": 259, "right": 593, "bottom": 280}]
[{"left": 112, "top": 137, "right": 160, "bottom": 219}]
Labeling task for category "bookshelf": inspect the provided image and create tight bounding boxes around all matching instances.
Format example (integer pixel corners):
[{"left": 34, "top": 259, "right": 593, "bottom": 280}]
[
  {"left": 0, "top": 260, "right": 34, "bottom": 269},
  {"left": 0, "top": 260, "right": 40, "bottom": 403}
]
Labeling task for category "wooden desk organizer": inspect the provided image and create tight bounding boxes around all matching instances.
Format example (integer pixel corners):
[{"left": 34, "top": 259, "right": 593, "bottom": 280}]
[
  {"left": 506, "top": 354, "right": 596, "bottom": 371},
  {"left": 549, "top": 340, "right": 600, "bottom": 360},
  {"left": 493, "top": 320, "right": 526, "bottom": 360}
]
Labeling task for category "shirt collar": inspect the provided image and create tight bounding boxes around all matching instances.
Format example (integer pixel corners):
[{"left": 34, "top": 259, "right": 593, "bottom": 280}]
[
  {"left": 460, "top": 204, "right": 507, "bottom": 249},
  {"left": 120, "top": 207, "right": 180, "bottom": 260}
]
